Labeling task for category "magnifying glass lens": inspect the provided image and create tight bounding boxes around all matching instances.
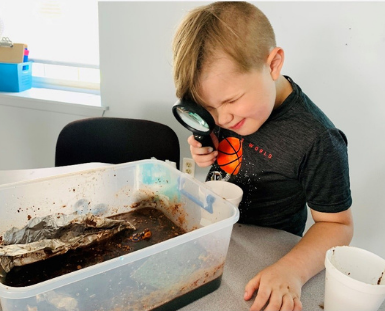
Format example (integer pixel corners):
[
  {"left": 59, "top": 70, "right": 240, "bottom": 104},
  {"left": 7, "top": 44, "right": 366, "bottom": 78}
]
[
  {"left": 176, "top": 107, "right": 210, "bottom": 132},
  {"left": 172, "top": 99, "right": 216, "bottom": 148}
]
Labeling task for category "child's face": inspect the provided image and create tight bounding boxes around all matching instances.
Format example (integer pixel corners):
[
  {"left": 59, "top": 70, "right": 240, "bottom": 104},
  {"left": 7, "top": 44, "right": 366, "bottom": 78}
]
[{"left": 198, "top": 55, "right": 277, "bottom": 136}]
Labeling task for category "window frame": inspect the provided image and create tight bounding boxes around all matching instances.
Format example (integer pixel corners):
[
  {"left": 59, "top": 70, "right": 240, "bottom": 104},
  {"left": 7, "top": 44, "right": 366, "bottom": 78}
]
[{"left": 30, "top": 58, "right": 100, "bottom": 95}]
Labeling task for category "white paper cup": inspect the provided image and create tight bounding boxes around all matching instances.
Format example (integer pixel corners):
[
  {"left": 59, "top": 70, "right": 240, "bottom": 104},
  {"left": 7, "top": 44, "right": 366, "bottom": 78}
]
[
  {"left": 205, "top": 180, "right": 243, "bottom": 207},
  {"left": 324, "top": 246, "right": 385, "bottom": 311}
]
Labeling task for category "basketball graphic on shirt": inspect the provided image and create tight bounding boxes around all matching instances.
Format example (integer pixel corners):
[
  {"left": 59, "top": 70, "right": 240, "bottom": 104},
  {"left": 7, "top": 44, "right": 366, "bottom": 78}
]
[{"left": 217, "top": 137, "right": 243, "bottom": 175}]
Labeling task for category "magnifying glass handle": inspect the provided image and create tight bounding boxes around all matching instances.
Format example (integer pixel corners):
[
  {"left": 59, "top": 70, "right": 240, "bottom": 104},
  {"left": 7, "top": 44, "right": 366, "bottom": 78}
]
[{"left": 194, "top": 134, "right": 215, "bottom": 150}]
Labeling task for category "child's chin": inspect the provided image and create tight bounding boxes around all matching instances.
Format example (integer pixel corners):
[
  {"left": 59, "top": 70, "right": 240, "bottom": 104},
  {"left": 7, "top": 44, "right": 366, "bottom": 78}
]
[{"left": 232, "top": 126, "right": 260, "bottom": 136}]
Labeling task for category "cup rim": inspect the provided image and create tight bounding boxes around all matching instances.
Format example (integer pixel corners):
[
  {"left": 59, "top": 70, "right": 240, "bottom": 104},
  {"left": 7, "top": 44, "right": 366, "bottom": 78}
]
[
  {"left": 325, "top": 246, "right": 385, "bottom": 294},
  {"left": 205, "top": 180, "right": 243, "bottom": 199}
]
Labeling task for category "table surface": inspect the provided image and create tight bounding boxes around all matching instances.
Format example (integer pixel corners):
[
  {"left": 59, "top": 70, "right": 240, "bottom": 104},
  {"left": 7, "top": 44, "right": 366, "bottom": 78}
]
[
  {"left": 182, "top": 223, "right": 385, "bottom": 311},
  {"left": 181, "top": 223, "right": 325, "bottom": 311},
  {"left": 0, "top": 164, "right": 384, "bottom": 311}
]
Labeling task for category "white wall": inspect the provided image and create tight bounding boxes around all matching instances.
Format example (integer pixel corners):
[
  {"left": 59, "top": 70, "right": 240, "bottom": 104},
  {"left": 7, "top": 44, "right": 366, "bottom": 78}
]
[
  {"left": 0, "top": 92, "right": 104, "bottom": 170},
  {"left": 98, "top": 1, "right": 213, "bottom": 179},
  {"left": 98, "top": 1, "right": 385, "bottom": 257},
  {"left": 0, "top": 104, "right": 86, "bottom": 170}
]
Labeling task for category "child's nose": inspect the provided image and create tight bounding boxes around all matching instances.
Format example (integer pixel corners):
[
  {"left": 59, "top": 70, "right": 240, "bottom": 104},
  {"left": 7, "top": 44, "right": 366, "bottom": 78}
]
[{"left": 216, "top": 107, "right": 233, "bottom": 126}]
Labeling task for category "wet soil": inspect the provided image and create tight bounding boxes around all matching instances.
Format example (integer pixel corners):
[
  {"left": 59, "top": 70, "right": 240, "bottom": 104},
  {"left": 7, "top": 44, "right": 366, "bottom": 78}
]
[{"left": 2, "top": 207, "right": 186, "bottom": 287}]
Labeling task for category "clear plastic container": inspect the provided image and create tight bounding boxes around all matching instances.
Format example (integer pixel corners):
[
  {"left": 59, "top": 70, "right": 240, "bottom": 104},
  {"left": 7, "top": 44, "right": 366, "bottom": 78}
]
[{"left": 0, "top": 159, "right": 239, "bottom": 311}]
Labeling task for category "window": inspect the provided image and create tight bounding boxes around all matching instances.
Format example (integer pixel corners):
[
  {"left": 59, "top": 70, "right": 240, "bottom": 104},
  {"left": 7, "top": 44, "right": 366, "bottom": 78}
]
[{"left": 0, "top": 0, "right": 100, "bottom": 94}]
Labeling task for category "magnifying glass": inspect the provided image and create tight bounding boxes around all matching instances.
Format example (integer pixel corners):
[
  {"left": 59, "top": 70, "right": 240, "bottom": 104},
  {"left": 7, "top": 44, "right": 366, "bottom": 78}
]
[{"left": 172, "top": 99, "right": 215, "bottom": 149}]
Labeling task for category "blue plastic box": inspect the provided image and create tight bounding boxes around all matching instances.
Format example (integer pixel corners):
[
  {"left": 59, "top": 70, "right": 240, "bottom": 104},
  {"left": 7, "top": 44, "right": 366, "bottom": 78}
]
[{"left": 0, "top": 62, "right": 32, "bottom": 92}]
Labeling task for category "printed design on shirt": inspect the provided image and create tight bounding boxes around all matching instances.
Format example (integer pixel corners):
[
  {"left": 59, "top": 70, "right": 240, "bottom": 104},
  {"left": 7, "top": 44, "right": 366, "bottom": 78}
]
[
  {"left": 217, "top": 137, "right": 243, "bottom": 175},
  {"left": 247, "top": 142, "right": 273, "bottom": 159},
  {"left": 208, "top": 170, "right": 224, "bottom": 181}
]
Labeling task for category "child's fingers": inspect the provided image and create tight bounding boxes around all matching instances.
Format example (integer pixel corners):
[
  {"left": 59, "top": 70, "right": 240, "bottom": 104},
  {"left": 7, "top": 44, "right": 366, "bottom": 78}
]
[
  {"left": 244, "top": 275, "right": 260, "bottom": 301},
  {"left": 293, "top": 297, "right": 303, "bottom": 311},
  {"left": 191, "top": 146, "right": 216, "bottom": 156},
  {"left": 188, "top": 135, "right": 217, "bottom": 156},
  {"left": 192, "top": 151, "right": 217, "bottom": 168},
  {"left": 187, "top": 135, "right": 217, "bottom": 167},
  {"left": 187, "top": 135, "right": 202, "bottom": 147}
]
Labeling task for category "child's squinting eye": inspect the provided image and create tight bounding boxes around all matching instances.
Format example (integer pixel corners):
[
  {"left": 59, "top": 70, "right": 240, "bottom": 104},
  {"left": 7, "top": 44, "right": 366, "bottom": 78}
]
[{"left": 228, "top": 94, "right": 243, "bottom": 104}]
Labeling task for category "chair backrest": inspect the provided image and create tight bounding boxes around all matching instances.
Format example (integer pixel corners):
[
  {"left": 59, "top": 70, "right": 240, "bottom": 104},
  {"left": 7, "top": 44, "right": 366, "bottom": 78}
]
[{"left": 55, "top": 117, "right": 180, "bottom": 169}]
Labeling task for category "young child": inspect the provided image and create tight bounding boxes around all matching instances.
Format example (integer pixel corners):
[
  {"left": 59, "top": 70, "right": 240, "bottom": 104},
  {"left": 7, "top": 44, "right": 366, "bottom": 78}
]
[{"left": 172, "top": 2, "right": 353, "bottom": 311}]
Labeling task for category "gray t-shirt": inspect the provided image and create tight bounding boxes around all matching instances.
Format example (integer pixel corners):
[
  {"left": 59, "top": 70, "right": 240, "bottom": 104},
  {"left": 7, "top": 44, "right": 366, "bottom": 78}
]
[{"left": 206, "top": 76, "right": 352, "bottom": 236}]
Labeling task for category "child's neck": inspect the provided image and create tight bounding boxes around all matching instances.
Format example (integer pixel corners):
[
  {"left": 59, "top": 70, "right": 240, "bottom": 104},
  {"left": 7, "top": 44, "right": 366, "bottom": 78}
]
[{"left": 274, "top": 75, "right": 293, "bottom": 109}]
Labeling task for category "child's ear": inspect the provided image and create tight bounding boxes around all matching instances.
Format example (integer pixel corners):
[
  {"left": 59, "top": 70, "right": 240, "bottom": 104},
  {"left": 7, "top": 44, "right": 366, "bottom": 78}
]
[{"left": 267, "top": 47, "right": 285, "bottom": 81}]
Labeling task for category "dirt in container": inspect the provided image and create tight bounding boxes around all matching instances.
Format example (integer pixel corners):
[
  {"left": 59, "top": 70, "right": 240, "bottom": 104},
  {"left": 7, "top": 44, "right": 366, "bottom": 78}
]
[{"left": 1, "top": 207, "right": 186, "bottom": 287}]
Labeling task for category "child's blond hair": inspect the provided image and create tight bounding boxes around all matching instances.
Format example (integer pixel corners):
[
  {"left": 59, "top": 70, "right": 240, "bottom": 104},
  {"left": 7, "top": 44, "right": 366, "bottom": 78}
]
[{"left": 173, "top": 1, "right": 276, "bottom": 104}]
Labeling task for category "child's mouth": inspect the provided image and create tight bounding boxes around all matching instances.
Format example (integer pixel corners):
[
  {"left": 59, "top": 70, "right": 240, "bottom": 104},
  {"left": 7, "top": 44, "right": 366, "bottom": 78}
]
[{"left": 230, "top": 119, "right": 245, "bottom": 130}]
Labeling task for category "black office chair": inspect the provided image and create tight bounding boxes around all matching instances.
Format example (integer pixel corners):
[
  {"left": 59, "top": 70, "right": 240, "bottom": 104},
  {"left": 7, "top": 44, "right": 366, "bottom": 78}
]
[{"left": 55, "top": 117, "right": 180, "bottom": 169}]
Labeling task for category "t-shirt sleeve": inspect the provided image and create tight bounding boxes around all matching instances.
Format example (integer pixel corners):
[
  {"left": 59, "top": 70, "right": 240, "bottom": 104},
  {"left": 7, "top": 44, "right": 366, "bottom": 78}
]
[{"left": 299, "top": 128, "right": 352, "bottom": 212}]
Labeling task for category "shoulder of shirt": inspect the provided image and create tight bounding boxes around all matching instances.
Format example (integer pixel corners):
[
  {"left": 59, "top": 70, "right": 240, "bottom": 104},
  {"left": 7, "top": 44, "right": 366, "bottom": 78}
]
[{"left": 283, "top": 76, "right": 337, "bottom": 132}]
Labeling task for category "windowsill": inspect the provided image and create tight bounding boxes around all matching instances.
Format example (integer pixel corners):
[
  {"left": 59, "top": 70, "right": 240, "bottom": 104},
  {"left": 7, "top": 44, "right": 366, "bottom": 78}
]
[{"left": 0, "top": 88, "right": 108, "bottom": 117}]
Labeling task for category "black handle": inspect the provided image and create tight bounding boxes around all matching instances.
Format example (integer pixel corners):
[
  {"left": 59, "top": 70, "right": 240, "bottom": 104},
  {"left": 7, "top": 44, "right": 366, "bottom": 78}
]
[{"left": 194, "top": 134, "right": 215, "bottom": 150}]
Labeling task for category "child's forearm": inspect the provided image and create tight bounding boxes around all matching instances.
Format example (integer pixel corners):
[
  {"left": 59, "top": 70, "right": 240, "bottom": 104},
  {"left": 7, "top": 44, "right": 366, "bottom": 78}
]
[{"left": 277, "top": 212, "right": 354, "bottom": 285}]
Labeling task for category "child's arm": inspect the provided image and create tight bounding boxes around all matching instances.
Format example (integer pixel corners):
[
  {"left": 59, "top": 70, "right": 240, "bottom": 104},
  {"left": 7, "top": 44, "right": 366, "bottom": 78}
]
[{"left": 244, "top": 208, "right": 354, "bottom": 311}]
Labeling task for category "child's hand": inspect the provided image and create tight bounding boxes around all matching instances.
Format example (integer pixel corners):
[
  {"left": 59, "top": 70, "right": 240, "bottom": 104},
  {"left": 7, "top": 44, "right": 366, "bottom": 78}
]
[
  {"left": 244, "top": 261, "right": 303, "bottom": 311},
  {"left": 187, "top": 133, "right": 218, "bottom": 168}
]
